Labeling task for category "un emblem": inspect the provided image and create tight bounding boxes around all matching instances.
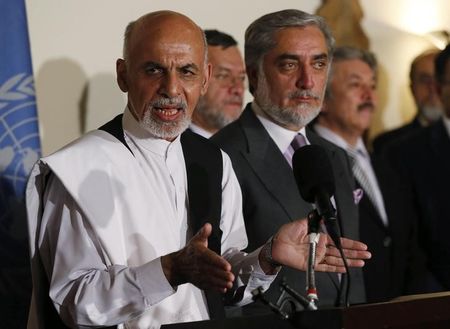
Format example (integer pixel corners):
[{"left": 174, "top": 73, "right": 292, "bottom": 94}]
[{"left": 0, "top": 73, "right": 41, "bottom": 199}]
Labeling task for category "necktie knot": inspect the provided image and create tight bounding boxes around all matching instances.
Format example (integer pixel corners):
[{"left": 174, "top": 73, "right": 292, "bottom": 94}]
[
  {"left": 284, "top": 133, "right": 307, "bottom": 167},
  {"left": 291, "top": 133, "right": 307, "bottom": 151}
]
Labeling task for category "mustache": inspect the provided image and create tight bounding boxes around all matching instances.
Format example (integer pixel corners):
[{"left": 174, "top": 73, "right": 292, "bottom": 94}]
[
  {"left": 358, "top": 101, "right": 375, "bottom": 111},
  {"left": 225, "top": 96, "right": 243, "bottom": 104},
  {"left": 287, "top": 90, "right": 320, "bottom": 100},
  {"left": 150, "top": 97, "right": 187, "bottom": 109}
]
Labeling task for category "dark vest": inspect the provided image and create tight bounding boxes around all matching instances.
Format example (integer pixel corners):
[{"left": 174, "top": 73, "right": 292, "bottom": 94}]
[
  {"left": 99, "top": 115, "right": 225, "bottom": 320},
  {"left": 40, "top": 115, "right": 225, "bottom": 328}
]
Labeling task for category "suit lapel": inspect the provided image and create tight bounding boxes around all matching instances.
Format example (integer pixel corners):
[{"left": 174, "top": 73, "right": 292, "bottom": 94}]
[
  {"left": 430, "top": 120, "right": 450, "bottom": 161},
  {"left": 368, "top": 157, "right": 394, "bottom": 232},
  {"left": 239, "top": 105, "right": 312, "bottom": 220}
]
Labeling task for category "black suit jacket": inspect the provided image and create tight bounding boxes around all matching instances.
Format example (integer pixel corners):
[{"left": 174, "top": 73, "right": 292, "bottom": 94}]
[
  {"left": 212, "top": 104, "right": 366, "bottom": 314},
  {"left": 386, "top": 118, "right": 450, "bottom": 290},
  {"left": 358, "top": 154, "right": 427, "bottom": 303},
  {"left": 372, "top": 116, "right": 422, "bottom": 155}
]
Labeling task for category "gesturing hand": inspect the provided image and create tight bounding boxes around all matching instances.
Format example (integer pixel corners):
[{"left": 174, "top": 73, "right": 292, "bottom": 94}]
[
  {"left": 161, "top": 223, "right": 235, "bottom": 293},
  {"left": 266, "top": 218, "right": 371, "bottom": 273}
]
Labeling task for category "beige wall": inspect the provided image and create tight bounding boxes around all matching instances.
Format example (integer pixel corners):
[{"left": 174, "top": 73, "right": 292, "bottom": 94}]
[{"left": 26, "top": 0, "right": 450, "bottom": 155}]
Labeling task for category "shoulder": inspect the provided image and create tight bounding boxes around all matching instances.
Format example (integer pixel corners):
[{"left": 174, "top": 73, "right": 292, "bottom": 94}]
[
  {"left": 212, "top": 103, "right": 264, "bottom": 154},
  {"left": 211, "top": 119, "right": 246, "bottom": 151},
  {"left": 372, "top": 120, "right": 419, "bottom": 154},
  {"left": 39, "top": 130, "right": 136, "bottom": 192},
  {"left": 387, "top": 123, "right": 429, "bottom": 155},
  {"left": 182, "top": 128, "right": 222, "bottom": 155},
  {"left": 45, "top": 130, "right": 126, "bottom": 163},
  {"left": 307, "top": 128, "right": 347, "bottom": 160}
]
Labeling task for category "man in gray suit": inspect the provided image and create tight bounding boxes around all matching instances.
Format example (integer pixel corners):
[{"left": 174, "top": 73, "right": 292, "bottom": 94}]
[{"left": 212, "top": 9, "right": 366, "bottom": 315}]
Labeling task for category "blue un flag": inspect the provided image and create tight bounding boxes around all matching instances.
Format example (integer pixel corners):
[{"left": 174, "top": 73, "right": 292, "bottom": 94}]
[{"left": 0, "top": 0, "right": 41, "bottom": 327}]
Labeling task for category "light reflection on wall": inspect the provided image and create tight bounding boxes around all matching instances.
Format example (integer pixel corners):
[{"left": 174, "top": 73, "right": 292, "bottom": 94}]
[
  {"left": 361, "top": 0, "right": 448, "bottom": 36},
  {"left": 360, "top": 0, "right": 449, "bottom": 141}
]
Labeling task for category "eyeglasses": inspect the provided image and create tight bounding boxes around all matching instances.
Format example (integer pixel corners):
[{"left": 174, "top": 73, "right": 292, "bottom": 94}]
[
  {"left": 213, "top": 71, "right": 246, "bottom": 88},
  {"left": 413, "top": 74, "right": 436, "bottom": 86}
]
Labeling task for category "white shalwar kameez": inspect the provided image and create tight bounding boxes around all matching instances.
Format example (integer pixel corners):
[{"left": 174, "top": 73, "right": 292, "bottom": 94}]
[{"left": 26, "top": 109, "right": 276, "bottom": 329}]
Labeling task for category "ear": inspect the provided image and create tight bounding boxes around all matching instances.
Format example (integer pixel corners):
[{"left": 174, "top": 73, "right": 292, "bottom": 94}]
[
  {"left": 319, "top": 100, "right": 329, "bottom": 119},
  {"left": 247, "top": 67, "right": 258, "bottom": 95},
  {"left": 200, "top": 62, "right": 212, "bottom": 95},
  {"left": 116, "top": 59, "right": 128, "bottom": 92},
  {"left": 435, "top": 81, "right": 443, "bottom": 99}
]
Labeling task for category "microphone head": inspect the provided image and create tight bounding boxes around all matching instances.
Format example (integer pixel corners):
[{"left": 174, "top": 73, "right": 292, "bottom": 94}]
[{"left": 292, "top": 144, "right": 335, "bottom": 203}]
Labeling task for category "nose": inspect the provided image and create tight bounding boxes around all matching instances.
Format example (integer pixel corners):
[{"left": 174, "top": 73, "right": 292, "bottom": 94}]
[
  {"left": 159, "top": 72, "right": 181, "bottom": 97},
  {"left": 428, "top": 79, "right": 439, "bottom": 94},
  {"left": 362, "top": 84, "right": 375, "bottom": 101},
  {"left": 229, "top": 77, "right": 245, "bottom": 96},
  {"left": 296, "top": 66, "right": 314, "bottom": 90}
]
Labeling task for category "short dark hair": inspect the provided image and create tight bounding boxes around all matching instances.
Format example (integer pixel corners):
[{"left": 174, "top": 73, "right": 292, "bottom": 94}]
[
  {"left": 204, "top": 29, "right": 237, "bottom": 49},
  {"left": 435, "top": 43, "right": 450, "bottom": 84}
]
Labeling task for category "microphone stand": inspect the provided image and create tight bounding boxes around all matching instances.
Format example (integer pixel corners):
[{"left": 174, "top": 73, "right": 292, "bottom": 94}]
[
  {"left": 306, "top": 209, "right": 321, "bottom": 309},
  {"left": 251, "top": 287, "right": 289, "bottom": 319}
]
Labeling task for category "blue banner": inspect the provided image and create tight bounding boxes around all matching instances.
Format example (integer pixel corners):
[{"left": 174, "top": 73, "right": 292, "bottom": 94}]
[
  {"left": 0, "top": 0, "right": 41, "bottom": 327},
  {"left": 0, "top": 0, "right": 41, "bottom": 201}
]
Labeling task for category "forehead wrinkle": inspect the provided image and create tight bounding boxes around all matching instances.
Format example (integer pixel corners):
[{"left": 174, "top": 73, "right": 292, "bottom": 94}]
[{"left": 128, "top": 12, "right": 206, "bottom": 60}]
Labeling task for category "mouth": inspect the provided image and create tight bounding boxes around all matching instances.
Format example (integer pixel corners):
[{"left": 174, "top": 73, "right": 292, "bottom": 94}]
[
  {"left": 153, "top": 107, "right": 184, "bottom": 121},
  {"left": 225, "top": 96, "right": 243, "bottom": 107},
  {"left": 294, "top": 96, "right": 314, "bottom": 102},
  {"left": 225, "top": 101, "right": 243, "bottom": 108},
  {"left": 288, "top": 91, "right": 319, "bottom": 103}
]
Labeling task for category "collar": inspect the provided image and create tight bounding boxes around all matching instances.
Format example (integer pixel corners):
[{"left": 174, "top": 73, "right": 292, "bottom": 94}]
[
  {"left": 251, "top": 102, "right": 309, "bottom": 152},
  {"left": 189, "top": 122, "right": 213, "bottom": 139},
  {"left": 314, "top": 124, "right": 368, "bottom": 157},
  {"left": 443, "top": 115, "right": 450, "bottom": 138}
]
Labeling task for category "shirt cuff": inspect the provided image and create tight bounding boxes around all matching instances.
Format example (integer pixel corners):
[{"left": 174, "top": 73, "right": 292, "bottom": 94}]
[
  {"left": 249, "top": 246, "right": 280, "bottom": 277},
  {"left": 134, "top": 257, "right": 176, "bottom": 307}
]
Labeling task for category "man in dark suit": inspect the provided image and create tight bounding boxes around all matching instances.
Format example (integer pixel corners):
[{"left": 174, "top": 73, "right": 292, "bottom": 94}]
[
  {"left": 312, "top": 46, "right": 427, "bottom": 302},
  {"left": 190, "top": 29, "right": 246, "bottom": 138},
  {"left": 386, "top": 44, "right": 450, "bottom": 291},
  {"left": 373, "top": 49, "right": 443, "bottom": 154},
  {"left": 212, "top": 10, "right": 366, "bottom": 314}
]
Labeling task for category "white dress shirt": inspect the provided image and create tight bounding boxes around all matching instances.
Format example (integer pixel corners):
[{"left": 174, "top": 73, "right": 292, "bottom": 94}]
[{"left": 443, "top": 115, "right": 450, "bottom": 138}]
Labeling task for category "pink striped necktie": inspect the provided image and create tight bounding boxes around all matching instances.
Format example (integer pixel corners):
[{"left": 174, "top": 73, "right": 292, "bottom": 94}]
[{"left": 284, "top": 133, "right": 307, "bottom": 167}]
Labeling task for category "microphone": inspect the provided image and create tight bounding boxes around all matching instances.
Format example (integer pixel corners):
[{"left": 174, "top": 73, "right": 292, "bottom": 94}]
[
  {"left": 292, "top": 144, "right": 351, "bottom": 307},
  {"left": 292, "top": 144, "right": 341, "bottom": 248}
]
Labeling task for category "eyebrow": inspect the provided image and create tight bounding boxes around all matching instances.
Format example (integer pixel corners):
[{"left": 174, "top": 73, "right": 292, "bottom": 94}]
[
  {"left": 347, "top": 72, "right": 376, "bottom": 82},
  {"left": 214, "top": 66, "right": 246, "bottom": 73},
  {"left": 180, "top": 63, "right": 200, "bottom": 72},
  {"left": 276, "top": 53, "right": 329, "bottom": 62},
  {"left": 143, "top": 61, "right": 200, "bottom": 72}
]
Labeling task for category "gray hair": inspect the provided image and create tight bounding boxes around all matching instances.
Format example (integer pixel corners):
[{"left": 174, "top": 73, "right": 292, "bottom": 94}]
[
  {"left": 245, "top": 9, "right": 335, "bottom": 82},
  {"left": 325, "top": 46, "right": 377, "bottom": 99}
]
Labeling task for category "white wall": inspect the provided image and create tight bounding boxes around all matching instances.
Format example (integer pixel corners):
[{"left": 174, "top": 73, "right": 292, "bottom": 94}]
[{"left": 26, "top": 0, "right": 450, "bottom": 155}]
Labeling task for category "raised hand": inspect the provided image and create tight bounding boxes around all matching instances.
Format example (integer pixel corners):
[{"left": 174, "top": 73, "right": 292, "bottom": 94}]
[
  {"left": 161, "top": 223, "right": 235, "bottom": 293},
  {"left": 264, "top": 218, "right": 371, "bottom": 273}
]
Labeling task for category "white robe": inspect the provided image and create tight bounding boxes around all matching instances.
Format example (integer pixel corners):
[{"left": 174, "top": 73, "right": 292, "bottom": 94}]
[{"left": 26, "top": 111, "right": 275, "bottom": 329}]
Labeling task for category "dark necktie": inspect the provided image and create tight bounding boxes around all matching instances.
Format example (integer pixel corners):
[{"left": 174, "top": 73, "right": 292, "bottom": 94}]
[{"left": 284, "top": 133, "right": 307, "bottom": 167}]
